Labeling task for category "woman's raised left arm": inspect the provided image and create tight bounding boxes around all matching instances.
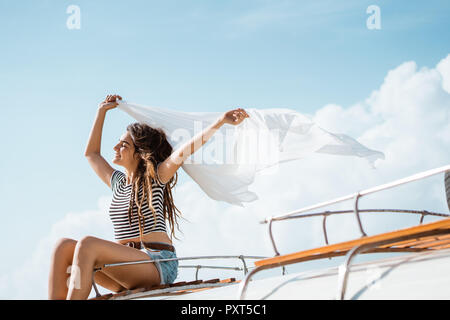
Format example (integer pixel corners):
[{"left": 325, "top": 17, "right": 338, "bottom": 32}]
[{"left": 157, "top": 108, "right": 250, "bottom": 184}]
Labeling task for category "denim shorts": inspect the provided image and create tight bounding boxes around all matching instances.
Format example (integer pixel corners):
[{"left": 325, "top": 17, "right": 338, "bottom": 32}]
[{"left": 143, "top": 248, "right": 178, "bottom": 285}]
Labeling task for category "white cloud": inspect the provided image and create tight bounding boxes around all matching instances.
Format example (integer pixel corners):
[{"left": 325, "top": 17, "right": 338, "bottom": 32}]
[
  {"left": 437, "top": 54, "right": 450, "bottom": 94},
  {"left": 2, "top": 54, "right": 449, "bottom": 299},
  {"left": 307, "top": 55, "right": 450, "bottom": 239}
]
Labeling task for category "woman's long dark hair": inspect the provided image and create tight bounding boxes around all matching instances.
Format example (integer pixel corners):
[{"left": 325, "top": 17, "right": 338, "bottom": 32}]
[{"left": 126, "top": 122, "right": 182, "bottom": 240}]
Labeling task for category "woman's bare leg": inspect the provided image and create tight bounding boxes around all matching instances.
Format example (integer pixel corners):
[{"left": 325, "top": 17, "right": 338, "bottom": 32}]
[
  {"left": 93, "top": 271, "right": 127, "bottom": 293},
  {"left": 66, "top": 236, "right": 160, "bottom": 300},
  {"left": 48, "top": 237, "right": 129, "bottom": 299},
  {"left": 48, "top": 238, "right": 77, "bottom": 299}
]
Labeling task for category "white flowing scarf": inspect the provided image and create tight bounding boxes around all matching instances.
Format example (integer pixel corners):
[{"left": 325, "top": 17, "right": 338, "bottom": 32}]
[{"left": 117, "top": 101, "right": 385, "bottom": 207}]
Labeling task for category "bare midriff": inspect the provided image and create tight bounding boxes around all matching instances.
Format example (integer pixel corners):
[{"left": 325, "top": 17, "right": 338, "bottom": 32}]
[{"left": 117, "top": 231, "right": 173, "bottom": 246}]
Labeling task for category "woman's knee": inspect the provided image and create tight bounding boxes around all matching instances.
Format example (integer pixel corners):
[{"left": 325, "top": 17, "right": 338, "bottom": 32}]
[
  {"left": 53, "top": 238, "right": 77, "bottom": 263},
  {"left": 53, "top": 238, "right": 77, "bottom": 257},
  {"left": 74, "top": 236, "right": 100, "bottom": 262}
]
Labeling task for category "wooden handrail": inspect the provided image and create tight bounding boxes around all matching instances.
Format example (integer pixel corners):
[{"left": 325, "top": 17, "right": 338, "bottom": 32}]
[{"left": 254, "top": 217, "right": 450, "bottom": 268}]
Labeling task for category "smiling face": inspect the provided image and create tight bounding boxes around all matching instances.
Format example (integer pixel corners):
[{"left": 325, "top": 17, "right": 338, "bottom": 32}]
[{"left": 112, "top": 131, "right": 139, "bottom": 168}]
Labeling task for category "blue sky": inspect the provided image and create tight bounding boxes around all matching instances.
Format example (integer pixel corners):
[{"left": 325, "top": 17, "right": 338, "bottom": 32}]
[{"left": 1, "top": 1, "right": 449, "bottom": 298}]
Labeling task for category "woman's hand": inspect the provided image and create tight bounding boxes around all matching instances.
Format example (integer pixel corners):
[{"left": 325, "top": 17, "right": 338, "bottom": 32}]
[
  {"left": 221, "top": 108, "right": 250, "bottom": 125},
  {"left": 98, "top": 94, "right": 122, "bottom": 111}
]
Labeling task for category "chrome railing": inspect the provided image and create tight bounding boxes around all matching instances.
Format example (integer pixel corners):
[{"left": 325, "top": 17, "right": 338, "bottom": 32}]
[{"left": 238, "top": 164, "right": 450, "bottom": 299}]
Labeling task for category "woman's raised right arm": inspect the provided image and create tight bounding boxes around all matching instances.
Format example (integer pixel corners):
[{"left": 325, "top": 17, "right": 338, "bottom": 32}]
[{"left": 84, "top": 95, "right": 121, "bottom": 188}]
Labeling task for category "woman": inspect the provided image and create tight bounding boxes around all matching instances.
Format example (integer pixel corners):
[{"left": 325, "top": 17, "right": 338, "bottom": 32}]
[{"left": 48, "top": 94, "right": 249, "bottom": 300}]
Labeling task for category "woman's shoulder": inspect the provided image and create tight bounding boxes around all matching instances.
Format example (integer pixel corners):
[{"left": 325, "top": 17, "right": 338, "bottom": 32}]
[{"left": 111, "top": 170, "right": 126, "bottom": 190}]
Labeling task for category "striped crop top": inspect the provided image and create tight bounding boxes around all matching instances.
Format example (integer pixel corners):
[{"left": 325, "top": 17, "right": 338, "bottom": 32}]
[{"left": 109, "top": 169, "right": 167, "bottom": 240}]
